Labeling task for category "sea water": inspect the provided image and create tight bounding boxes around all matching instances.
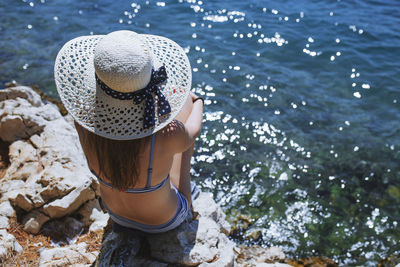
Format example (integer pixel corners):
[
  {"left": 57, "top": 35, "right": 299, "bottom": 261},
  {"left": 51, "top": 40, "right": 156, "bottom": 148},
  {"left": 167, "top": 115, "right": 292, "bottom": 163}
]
[{"left": 0, "top": 0, "right": 399, "bottom": 265}]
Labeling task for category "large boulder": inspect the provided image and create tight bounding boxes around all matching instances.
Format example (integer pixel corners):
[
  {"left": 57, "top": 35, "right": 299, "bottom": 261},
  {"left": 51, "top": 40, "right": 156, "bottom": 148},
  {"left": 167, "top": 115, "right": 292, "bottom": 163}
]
[
  {"left": 96, "top": 192, "right": 236, "bottom": 267},
  {"left": 0, "top": 85, "right": 97, "bottom": 235},
  {"left": 0, "top": 86, "right": 60, "bottom": 142}
]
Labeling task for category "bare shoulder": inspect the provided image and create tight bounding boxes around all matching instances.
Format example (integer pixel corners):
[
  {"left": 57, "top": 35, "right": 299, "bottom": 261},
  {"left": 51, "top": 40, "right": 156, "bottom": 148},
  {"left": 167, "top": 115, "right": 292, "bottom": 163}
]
[{"left": 157, "top": 120, "right": 187, "bottom": 154}]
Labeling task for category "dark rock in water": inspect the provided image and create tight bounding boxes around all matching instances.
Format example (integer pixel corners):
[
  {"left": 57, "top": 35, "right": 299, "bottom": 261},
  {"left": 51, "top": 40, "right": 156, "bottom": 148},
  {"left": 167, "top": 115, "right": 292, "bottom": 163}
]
[
  {"left": 235, "top": 245, "right": 286, "bottom": 266},
  {"left": 4, "top": 80, "right": 19, "bottom": 88},
  {"left": 378, "top": 254, "right": 400, "bottom": 267},
  {"left": 285, "top": 256, "right": 338, "bottom": 267}
]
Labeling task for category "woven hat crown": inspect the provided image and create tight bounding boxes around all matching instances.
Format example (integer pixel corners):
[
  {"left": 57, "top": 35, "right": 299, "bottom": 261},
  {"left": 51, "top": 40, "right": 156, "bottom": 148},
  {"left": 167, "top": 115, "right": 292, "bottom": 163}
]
[
  {"left": 55, "top": 30, "right": 192, "bottom": 140},
  {"left": 94, "top": 30, "right": 153, "bottom": 93}
]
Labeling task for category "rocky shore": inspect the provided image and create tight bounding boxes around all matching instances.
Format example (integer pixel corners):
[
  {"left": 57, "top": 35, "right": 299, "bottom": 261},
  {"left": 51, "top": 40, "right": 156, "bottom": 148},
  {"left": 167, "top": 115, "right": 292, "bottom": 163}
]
[
  {"left": 4, "top": 84, "right": 398, "bottom": 267},
  {"left": 0, "top": 84, "right": 294, "bottom": 266},
  {"left": 0, "top": 84, "right": 370, "bottom": 266}
]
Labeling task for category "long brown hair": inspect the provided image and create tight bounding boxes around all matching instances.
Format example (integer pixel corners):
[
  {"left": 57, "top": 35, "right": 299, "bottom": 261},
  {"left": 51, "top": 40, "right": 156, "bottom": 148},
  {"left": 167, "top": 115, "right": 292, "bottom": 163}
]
[{"left": 81, "top": 125, "right": 150, "bottom": 191}]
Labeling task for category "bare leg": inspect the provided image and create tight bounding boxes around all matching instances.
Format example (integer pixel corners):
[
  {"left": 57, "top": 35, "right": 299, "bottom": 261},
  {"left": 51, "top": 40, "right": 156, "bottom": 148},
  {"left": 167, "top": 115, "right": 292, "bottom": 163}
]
[{"left": 170, "top": 96, "right": 194, "bottom": 206}]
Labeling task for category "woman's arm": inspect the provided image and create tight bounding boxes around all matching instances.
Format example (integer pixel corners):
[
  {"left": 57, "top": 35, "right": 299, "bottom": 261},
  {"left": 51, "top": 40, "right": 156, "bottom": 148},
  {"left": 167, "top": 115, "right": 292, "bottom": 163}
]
[
  {"left": 164, "top": 92, "right": 203, "bottom": 153},
  {"left": 184, "top": 92, "right": 203, "bottom": 144}
]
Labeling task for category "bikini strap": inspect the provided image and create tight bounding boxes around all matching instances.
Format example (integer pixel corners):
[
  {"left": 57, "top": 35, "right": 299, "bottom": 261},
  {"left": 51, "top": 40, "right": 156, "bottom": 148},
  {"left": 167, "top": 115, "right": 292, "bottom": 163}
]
[
  {"left": 80, "top": 126, "right": 86, "bottom": 147},
  {"left": 146, "top": 134, "right": 156, "bottom": 188}
]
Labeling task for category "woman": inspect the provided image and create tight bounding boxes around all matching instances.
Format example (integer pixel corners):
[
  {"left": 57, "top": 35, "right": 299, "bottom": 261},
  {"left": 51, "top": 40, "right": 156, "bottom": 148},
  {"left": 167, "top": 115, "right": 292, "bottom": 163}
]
[{"left": 54, "top": 30, "right": 203, "bottom": 233}]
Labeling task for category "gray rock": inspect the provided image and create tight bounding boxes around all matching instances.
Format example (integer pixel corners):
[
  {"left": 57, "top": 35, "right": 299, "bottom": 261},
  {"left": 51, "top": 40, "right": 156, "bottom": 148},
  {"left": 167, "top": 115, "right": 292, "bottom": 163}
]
[
  {"left": 13, "top": 193, "right": 34, "bottom": 212},
  {"left": 77, "top": 199, "right": 109, "bottom": 232},
  {"left": 96, "top": 231, "right": 143, "bottom": 267},
  {"left": 41, "top": 217, "right": 85, "bottom": 246},
  {"left": 78, "top": 199, "right": 102, "bottom": 227},
  {"left": 97, "top": 192, "right": 236, "bottom": 267},
  {"left": 148, "top": 214, "right": 235, "bottom": 266},
  {"left": 22, "top": 210, "right": 50, "bottom": 234}
]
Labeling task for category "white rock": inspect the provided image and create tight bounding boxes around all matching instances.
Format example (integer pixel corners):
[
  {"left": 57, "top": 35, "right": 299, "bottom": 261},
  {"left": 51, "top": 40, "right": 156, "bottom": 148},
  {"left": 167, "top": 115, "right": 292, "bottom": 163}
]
[
  {"left": 39, "top": 162, "right": 87, "bottom": 196},
  {"left": 7, "top": 162, "right": 41, "bottom": 182},
  {"left": 89, "top": 208, "right": 109, "bottom": 232},
  {"left": 29, "top": 134, "right": 43, "bottom": 148},
  {"left": 8, "top": 140, "right": 37, "bottom": 163},
  {"left": 0, "top": 216, "right": 9, "bottom": 229},
  {"left": 259, "top": 247, "right": 286, "bottom": 262},
  {"left": 0, "top": 86, "right": 97, "bottom": 234},
  {"left": 0, "top": 97, "right": 60, "bottom": 142},
  {"left": 39, "top": 242, "right": 98, "bottom": 266},
  {"left": 0, "top": 85, "right": 42, "bottom": 107},
  {"left": 5, "top": 140, "right": 41, "bottom": 182},
  {"left": 38, "top": 118, "right": 87, "bottom": 167},
  {"left": 192, "top": 192, "right": 231, "bottom": 234},
  {"left": 0, "top": 201, "right": 15, "bottom": 217},
  {"left": 0, "top": 180, "right": 25, "bottom": 202},
  {"left": 43, "top": 181, "right": 95, "bottom": 219},
  {"left": 0, "top": 229, "right": 23, "bottom": 261}
]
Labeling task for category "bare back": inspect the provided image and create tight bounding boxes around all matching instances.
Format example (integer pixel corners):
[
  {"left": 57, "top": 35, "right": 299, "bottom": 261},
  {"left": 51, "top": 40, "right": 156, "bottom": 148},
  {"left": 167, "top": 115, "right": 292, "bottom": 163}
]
[
  {"left": 75, "top": 94, "right": 200, "bottom": 225},
  {"left": 77, "top": 123, "right": 180, "bottom": 225}
]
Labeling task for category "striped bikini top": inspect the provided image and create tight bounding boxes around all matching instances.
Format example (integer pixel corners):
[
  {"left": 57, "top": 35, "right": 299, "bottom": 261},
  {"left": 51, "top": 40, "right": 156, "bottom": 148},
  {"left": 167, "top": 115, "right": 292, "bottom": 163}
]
[{"left": 80, "top": 128, "right": 169, "bottom": 193}]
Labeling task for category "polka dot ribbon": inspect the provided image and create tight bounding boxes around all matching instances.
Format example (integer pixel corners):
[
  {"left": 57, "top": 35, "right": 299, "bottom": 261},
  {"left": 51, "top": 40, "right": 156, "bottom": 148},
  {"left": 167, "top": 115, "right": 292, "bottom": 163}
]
[{"left": 95, "top": 66, "right": 171, "bottom": 129}]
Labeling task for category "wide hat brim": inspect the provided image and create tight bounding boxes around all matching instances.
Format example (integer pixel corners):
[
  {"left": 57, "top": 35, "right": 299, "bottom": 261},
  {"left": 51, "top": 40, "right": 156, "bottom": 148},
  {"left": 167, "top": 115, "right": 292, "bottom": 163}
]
[{"left": 54, "top": 33, "right": 191, "bottom": 140}]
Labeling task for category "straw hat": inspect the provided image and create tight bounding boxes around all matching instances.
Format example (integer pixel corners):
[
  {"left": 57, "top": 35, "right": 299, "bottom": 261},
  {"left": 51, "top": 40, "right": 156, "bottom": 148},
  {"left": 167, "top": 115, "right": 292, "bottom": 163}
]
[{"left": 54, "top": 30, "right": 191, "bottom": 140}]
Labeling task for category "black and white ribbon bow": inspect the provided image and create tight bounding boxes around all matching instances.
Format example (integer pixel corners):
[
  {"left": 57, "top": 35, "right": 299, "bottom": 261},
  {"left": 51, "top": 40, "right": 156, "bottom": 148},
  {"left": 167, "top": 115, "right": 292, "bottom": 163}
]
[{"left": 95, "top": 66, "right": 171, "bottom": 129}]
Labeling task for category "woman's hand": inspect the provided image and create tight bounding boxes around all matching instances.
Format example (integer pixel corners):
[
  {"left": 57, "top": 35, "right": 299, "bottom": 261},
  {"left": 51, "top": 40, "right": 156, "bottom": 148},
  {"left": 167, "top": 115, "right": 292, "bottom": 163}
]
[{"left": 189, "top": 91, "right": 198, "bottom": 102}]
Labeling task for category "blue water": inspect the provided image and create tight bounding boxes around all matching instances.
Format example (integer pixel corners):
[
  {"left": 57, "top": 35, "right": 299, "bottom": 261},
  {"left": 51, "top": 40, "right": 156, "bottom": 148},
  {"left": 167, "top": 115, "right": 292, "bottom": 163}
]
[{"left": 1, "top": 0, "right": 399, "bottom": 265}]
